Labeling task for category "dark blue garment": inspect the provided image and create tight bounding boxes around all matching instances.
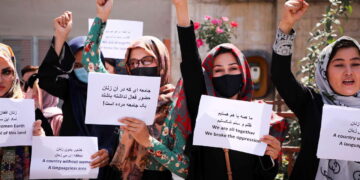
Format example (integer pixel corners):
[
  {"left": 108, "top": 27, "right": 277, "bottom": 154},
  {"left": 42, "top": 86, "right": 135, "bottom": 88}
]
[{"left": 38, "top": 37, "right": 120, "bottom": 179}]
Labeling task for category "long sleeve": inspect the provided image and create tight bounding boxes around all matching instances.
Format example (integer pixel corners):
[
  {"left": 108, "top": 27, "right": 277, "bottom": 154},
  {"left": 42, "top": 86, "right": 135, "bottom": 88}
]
[
  {"left": 146, "top": 120, "right": 189, "bottom": 178},
  {"left": 38, "top": 37, "right": 72, "bottom": 99},
  {"left": 177, "top": 22, "right": 206, "bottom": 130},
  {"left": 271, "top": 29, "right": 314, "bottom": 124},
  {"left": 82, "top": 17, "right": 108, "bottom": 73}
]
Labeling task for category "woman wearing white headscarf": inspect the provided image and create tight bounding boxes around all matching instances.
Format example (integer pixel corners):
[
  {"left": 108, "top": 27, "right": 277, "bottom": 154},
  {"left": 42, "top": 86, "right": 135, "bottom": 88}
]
[
  {"left": 0, "top": 43, "right": 44, "bottom": 179},
  {"left": 271, "top": 0, "right": 360, "bottom": 179}
]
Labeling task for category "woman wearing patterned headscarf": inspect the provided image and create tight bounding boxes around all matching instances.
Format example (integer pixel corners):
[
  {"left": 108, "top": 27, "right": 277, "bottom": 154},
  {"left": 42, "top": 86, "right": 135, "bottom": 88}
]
[
  {"left": 271, "top": 0, "right": 360, "bottom": 180},
  {"left": 0, "top": 43, "right": 44, "bottom": 179},
  {"left": 81, "top": 0, "right": 189, "bottom": 179},
  {"left": 172, "top": 0, "right": 281, "bottom": 179}
]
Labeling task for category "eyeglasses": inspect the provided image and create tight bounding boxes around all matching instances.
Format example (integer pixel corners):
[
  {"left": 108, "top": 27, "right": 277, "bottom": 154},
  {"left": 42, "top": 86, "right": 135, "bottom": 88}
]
[
  {"left": 0, "top": 68, "right": 14, "bottom": 80},
  {"left": 128, "top": 56, "right": 156, "bottom": 69}
]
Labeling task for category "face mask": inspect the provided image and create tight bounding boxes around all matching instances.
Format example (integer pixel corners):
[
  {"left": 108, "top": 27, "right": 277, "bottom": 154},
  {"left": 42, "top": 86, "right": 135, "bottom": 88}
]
[
  {"left": 130, "top": 67, "right": 159, "bottom": 77},
  {"left": 74, "top": 67, "right": 88, "bottom": 83},
  {"left": 212, "top": 74, "right": 243, "bottom": 98}
]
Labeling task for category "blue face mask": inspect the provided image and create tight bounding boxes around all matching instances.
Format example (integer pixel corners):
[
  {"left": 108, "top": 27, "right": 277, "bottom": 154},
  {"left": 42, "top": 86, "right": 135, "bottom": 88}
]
[{"left": 74, "top": 67, "right": 88, "bottom": 83}]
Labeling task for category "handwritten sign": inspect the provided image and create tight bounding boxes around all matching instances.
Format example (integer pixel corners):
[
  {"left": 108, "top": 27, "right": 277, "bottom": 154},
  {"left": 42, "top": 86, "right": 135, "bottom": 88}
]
[
  {"left": 88, "top": 19, "right": 143, "bottom": 59},
  {"left": 29, "top": 136, "right": 99, "bottom": 179},
  {"left": 0, "top": 99, "right": 34, "bottom": 147},
  {"left": 317, "top": 105, "right": 360, "bottom": 161},
  {"left": 193, "top": 95, "right": 272, "bottom": 156},
  {"left": 85, "top": 72, "right": 160, "bottom": 125}
]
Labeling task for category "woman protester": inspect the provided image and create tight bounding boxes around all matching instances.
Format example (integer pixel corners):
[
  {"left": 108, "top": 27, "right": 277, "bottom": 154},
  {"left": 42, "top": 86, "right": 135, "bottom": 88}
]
[
  {"left": 37, "top": 7, "right": 119, "bottom": 179},
  {"left": 271, "top": 0, "right": 360, "bottom": 179},
  {"left": 81, "top": 0, "right": 189, "bottom": 179},
  {"left": 0, "top": 43, "right": 45, "bottom": 179},
  {"left": 172, "top": 0, "right": 281, "bottom": 179},
  {"left": 25, "top": 73, "right": 63, "bottom": 136}
]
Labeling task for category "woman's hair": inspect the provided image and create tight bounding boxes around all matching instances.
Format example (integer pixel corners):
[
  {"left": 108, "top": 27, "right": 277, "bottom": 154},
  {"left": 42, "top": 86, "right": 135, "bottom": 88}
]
[
  {"left": 21, "top": 65, "right": 38, "bottom": 77},
  {"left": 329, "top": 39, "right": 360, "bottom": 61},
  {"left": 102, "top": 58, "right": 117, "bottom": 67}
]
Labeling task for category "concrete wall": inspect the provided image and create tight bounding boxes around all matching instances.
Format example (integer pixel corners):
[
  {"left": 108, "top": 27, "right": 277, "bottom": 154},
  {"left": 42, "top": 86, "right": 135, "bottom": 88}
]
[
  {"left": 170, "top": 0, "right": 360, "bottom": 86},
  {"left": 0, "top": 0, "right": 359, "bottom": 86},
  {"left": 0, "top": 0, "right": 171, "bottom": 39}
]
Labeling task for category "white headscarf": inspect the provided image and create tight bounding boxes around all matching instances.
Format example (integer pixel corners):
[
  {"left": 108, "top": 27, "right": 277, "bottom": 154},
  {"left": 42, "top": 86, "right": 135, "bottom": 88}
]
[{"left": 315, "top": 36, "right": 360, "bottom": 180}]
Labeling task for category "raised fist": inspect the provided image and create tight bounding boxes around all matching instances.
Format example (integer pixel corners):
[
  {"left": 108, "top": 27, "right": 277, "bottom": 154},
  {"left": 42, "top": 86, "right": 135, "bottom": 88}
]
[
  {"left": 54, "top": 11, "right": 73, "bottom": 41},
  {"left": 280, "top": 0, "right": 309, "bottom": 33},
  {"left": 96, "top": 0, "right": 113, "bottom": 22}
]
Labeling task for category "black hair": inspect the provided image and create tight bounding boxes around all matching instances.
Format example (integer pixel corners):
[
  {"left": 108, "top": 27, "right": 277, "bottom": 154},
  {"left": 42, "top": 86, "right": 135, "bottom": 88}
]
[
  {"left": 329, "top": 39, "right": 360, "bottom": 61},
  {"left": 102, "top": 58, "right": 117, "bottom": 67},
  {"left": 21, "top": 65, "right": 38, "bottom": 77}
]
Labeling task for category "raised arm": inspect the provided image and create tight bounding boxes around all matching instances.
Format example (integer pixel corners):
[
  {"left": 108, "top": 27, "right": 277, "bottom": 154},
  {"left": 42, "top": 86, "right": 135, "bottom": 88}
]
[
  {"left": 81, "top": 0, "right": 113, "bottom": 73},
  {"left": 173, "top": 0, "right": 206, "bottom": 128},
  {"left": 38, "top": 11, "right": 74, "bottom": 99},
  {"left": 271, "top": 0, "right": 311, "bottom": 117}
]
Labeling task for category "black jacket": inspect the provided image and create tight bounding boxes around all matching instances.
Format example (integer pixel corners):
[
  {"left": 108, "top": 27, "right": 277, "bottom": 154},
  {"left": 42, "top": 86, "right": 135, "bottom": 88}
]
[
  {"left": 271, "top": 51, "right": 324, "bottom": 180},
  {"left": 178, "top": 23, "right": 278, "bottom": 180},
  {"left": 38, "top": 38, "right": 120, "bottom": 179}
]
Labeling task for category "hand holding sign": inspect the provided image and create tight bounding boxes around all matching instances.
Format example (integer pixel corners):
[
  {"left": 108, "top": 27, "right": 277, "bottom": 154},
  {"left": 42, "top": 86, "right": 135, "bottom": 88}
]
[
  {"left": 32, "top": 120, "right": 45, "bottom": 136},
  {"left": 119, "top": 117, "right": 151, "bottom": 147},
  {"left": 96, "top": 0, "right": 113, "bottom": 22},
  {"left": 261, "top": 135, "right": 281, "bottom": 159},
  {"left": 90, "top": 149, "right": 109, "bottom": 168}
]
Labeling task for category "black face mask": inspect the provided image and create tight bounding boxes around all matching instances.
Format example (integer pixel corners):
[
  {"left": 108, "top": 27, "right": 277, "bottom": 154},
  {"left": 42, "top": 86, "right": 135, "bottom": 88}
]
[
  {"left": 212, "top": 74, "right": 243, "bottom": 98},
  {"left": 130, "top": 67, "right": 159, "bottom": 77}
]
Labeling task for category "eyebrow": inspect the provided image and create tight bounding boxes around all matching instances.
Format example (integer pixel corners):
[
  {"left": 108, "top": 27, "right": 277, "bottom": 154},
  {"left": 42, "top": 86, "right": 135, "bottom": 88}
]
[
  {"left": 331, "top": 58, "right": 344, "bottom": 62},
  {"left": 1, "top": 67, "right": 11, "bottom": 71},
  {"left": 214, "top": 63, "right": 238, "bottom": 67}
]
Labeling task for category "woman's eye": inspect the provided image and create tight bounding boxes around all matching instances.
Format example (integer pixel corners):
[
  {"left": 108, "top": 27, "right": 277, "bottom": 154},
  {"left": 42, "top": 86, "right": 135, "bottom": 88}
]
[
  {"left": 2, "top": 69, "right": 12, "bottom": 76},
  {"left": 334, "top": 64, "right": 344, "bottom": 67},
  {"left": 352, "top": 63, "right": 360, "bottom": 67},
  {"left": 214, "top": 69, "right": 223, "bottom": 73},
  {"left": 230, "top": 67, "right": 238, "bottom": 71}
]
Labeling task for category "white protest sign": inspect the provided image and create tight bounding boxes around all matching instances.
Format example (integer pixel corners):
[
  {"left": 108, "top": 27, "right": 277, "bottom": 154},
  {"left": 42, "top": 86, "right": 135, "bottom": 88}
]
[
  {"left": 30, "top": 136, "right": 99, "bottom": 179},
  {"left": 85, "top": 72, "right": 160, "bottom": 125},
  {"left": 193, "top": 95, "right": 272, "bottom": 156},
  {"left": 0, "top": 99, "right": 34, "bottom": 147},
  {"left": 88, "top": 18, "right": 143, "bottom": 59},
  {"left": 317, "top": 104, "right": 360, "bottom": 161}
]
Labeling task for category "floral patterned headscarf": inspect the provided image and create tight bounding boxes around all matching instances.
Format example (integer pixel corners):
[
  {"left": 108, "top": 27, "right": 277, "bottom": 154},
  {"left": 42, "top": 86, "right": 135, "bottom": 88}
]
[{"left": 202, "top": 43, "right": 254, "bottom": 100}]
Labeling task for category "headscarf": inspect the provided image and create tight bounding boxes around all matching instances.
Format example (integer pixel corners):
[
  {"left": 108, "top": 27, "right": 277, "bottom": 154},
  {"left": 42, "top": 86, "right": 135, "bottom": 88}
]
[
  {"left": 315, "top": 36, "right": 360, "bottom": 180},
  {"left": 202, "top": 44, "right": 288, "bottom": 143},
  {"left": 0, "top": 43, "right": 22, "bottom": 99},
  {"left": 202, "top": 43, "right": 254, "bottom": 100},
  {"left": 0, "top": 43, "right": 30, "bottom": 179},
  {"left": 124, "top": 36, "right": 171, "bottom": 86},
  {"left": 315, "top": 36, "right": 360, "bottom": 108},
  {"left": 111, "top": 36, "right": 175, "bottom": 179}
]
